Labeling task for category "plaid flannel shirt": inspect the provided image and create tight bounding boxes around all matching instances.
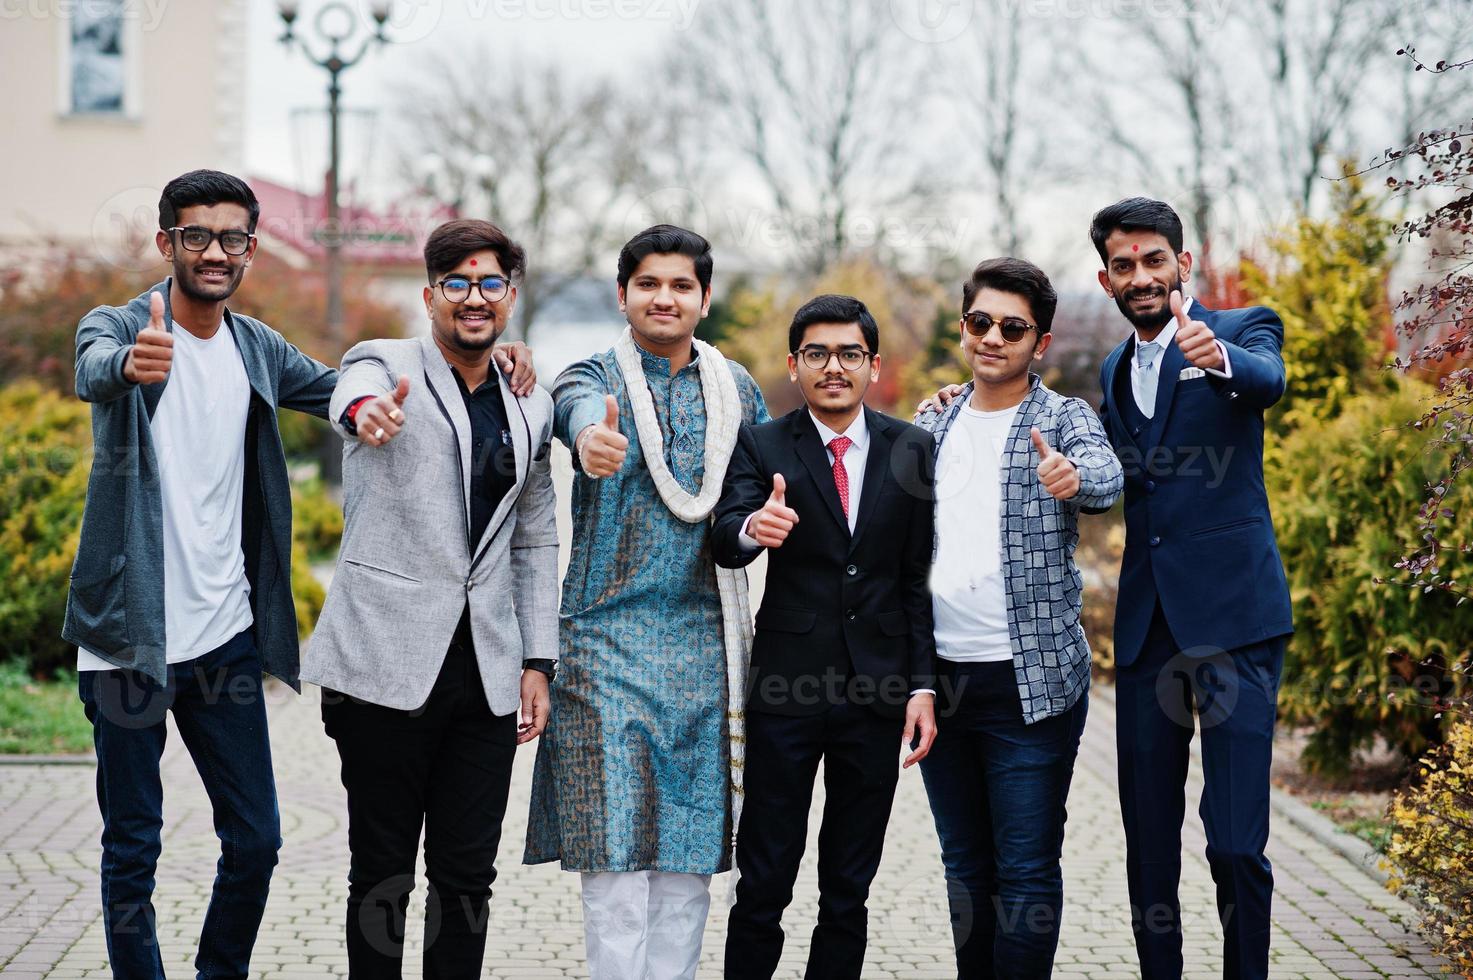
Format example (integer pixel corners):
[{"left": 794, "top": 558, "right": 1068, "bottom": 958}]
[{"left": 914, "top": 374, "right": 1123, "bottom": 723}]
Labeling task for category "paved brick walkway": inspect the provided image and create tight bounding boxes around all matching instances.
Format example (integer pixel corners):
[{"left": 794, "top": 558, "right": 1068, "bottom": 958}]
[{"left": 0, "top": 677, "right": 1450, "bottom": 979}]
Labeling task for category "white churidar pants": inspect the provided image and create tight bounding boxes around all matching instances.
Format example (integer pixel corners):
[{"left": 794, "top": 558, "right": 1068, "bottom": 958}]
[{"left": 580, "top": 870, "right": 713, "bottom": 980}]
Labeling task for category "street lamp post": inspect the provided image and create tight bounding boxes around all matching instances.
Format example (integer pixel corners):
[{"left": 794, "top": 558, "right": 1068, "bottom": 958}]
[{"left": 276, "top": 0, "right": 392, "bottom": 481}]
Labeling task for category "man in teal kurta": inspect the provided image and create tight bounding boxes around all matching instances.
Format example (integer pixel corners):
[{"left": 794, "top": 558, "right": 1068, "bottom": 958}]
[{"left": 526, "top": 225, "right": 768, "bottom": 979}]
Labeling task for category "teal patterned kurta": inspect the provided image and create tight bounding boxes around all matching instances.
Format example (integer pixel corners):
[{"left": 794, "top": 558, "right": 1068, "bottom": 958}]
[{"left": 524, "top": 342, "right": 768, "bottom": 873}]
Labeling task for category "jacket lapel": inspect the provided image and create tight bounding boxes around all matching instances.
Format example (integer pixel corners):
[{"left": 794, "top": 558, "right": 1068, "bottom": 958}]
[
  {"left": 792, "top": 409, "right": 849, "bottom": 535},
  {"left": 417, "top": 335, "right": 473, "bottom": 548},
  {"left": 847, "top": 407, "right": 891, "bottom": 555},
  {"left": 1103, "top": 339, "right": 1142, "bottom": 451},
  {"left": 470, "top": 365, "right": 530, "bottom": 569}
]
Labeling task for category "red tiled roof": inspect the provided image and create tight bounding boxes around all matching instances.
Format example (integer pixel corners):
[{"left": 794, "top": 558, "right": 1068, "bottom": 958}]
[{"left": 249, "top": 175, "right": 451, "bottom": 267}]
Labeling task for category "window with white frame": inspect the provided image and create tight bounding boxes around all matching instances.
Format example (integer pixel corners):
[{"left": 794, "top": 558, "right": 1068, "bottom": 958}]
[{"left": 61, "top": 0, "right": 137, "bottom": 117}]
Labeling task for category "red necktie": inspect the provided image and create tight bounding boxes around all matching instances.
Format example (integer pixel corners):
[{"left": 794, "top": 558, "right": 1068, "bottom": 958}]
[{"left": 828, "top": 436, "right": 853, "bottom": 519}]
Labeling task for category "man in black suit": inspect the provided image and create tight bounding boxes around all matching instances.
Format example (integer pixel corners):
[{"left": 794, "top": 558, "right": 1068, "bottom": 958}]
[{"left": 714, "top": 293, "right": 938, "bottom": 980}]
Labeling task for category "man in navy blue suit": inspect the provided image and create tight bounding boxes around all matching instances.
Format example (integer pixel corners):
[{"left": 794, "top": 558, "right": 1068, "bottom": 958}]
[{"left": 1091, "top": 197, "right": 1293, "bottom": 980}]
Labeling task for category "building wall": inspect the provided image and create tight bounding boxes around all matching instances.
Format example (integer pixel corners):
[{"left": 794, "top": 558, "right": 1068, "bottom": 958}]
[{"left": 0, "top": 0, "right": 246, "bottom": 267}]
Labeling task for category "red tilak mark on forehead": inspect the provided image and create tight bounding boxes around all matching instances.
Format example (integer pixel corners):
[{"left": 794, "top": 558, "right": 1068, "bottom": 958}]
[
  {"left": 469, "top": 259, "right": 477, "bottom": 267},
  {"left": 1132, "top": 245, "right": 1139, "bottom": 252}
]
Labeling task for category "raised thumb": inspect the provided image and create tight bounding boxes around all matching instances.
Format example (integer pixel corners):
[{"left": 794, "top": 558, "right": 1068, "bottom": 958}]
[
  {"left": 1030, "top": 427, "right": 1052, "bottom": 459},
  {"left": 393, "top": 375, "right": 411, "bottom": 404},
  {"left": 1170, "top": 289, "right": 1188, "bottom": 327},
  {"left": 602, "top": 394, "right": 620, "bottom": 429},
  {"left": 770, "top": 471, "right": 786, "bottom": 504},
  {"left": 148, "top": 291, "right": 165, "bottom": 329}
]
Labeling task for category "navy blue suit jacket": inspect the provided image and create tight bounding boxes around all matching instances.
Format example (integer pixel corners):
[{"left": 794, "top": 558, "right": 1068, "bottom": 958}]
[{"left": 1097, "top": 303, "right": 1294, "bottom": 666}]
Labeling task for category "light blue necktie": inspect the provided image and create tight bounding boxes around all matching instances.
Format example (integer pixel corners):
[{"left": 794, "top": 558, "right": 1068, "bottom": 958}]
[{"left": 1135, "top": 340, "right": 1161, "bottom": 418}]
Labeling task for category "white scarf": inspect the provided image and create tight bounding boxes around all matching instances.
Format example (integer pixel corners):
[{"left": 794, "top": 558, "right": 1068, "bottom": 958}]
[{"left": 612, "top": 327, "right": 753, "bottom": 860}]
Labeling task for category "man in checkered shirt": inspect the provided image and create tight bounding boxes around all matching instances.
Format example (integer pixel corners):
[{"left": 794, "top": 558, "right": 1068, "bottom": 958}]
[{"left": 913, "top": 257, "right": 1123, "bottom": 979}]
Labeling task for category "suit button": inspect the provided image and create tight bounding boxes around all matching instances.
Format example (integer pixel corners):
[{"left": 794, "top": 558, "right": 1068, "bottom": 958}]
[
  {"left": 467, "top": 581, "right": 474, "bottom": 591},
  {"left": 846, "top": 609, "right": 856, "bottom": 621},
  {"left": 846, "top": 565, "right": 858, "bottom": 576},
  {"left": 1145, "top": 480, "right": 1156, "bottom": 493},
  {"left": 1149, "top": 535, "right": 1161, "bottom": 547},
  {"left": 1132, "top": 426, "right": 1143, "bottom": 437}
]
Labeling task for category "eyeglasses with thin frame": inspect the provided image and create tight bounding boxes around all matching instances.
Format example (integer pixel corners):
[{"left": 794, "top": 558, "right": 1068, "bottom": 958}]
[
  {"left": 435, "top": 275, "right": 511, "bottom": 304},
  {"left": 169, "top": 226, "right": 254, "bottom": 256},
  {"left": 961, "top": 311, "right": 1039, "bottom": 344},
  {"left": 793, "top": 346, "right": 874, "bottom": 372}
]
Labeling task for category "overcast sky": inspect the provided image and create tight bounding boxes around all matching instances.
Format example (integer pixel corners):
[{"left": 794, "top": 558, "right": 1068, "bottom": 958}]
[{"left": 244, "top": 0, "right": 691, "bottom": 195}]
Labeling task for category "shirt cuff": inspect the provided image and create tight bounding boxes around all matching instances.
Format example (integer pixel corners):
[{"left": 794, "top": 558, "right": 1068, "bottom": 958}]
[
  {"left": 1205, "top": 341, "right": 1232, "bottom": 378},
  {"left": 738, "top": 513, "right": 763, "bottom": 553},
  {"left": 910, "top": 688, "right": 936, "bottom": 697},
  {"left": 339, "top": 395, "right": 373, "bottom": 435}
]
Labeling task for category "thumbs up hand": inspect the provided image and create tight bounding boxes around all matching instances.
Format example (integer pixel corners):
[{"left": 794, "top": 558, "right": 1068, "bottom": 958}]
[
  {"left": 1171, "top": 291, "right": 1223, "bottom": 371},
  {"left": 747, "top": 473, "right": 800, "bottom": 549},
  {"left": 123, "top": 292, "right": 174, "bottom": 384},
  {"left": 1032, "top": 427, "right": 1079, "bottom": 501},
  {"left": 577, "top": 395, "right": 629, "bottom": 478},
  {"left": 355, "top": 375, "right": 411, "bottom": 447}
]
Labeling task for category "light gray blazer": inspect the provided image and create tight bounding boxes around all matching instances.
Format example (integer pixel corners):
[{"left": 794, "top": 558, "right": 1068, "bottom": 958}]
[{"left": 302, "top": 335, "right": 559, "bottom": 714}]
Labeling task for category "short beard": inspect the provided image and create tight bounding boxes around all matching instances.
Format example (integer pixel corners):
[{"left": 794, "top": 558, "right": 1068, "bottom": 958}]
[
  {"left": 441, "top": 315, "right": 501, "bottom": 352},
  {"left": 453, "top": 328, "right": 498, "bottom": 351},
  {"left": 1114, "top": 276, "right": 1181, "bottom": 331}
]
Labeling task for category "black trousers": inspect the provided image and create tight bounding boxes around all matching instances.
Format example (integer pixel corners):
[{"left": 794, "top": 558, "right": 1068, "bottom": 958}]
[
  {"left": 322, "top": 642, "right": 517, "bottom": 980},
  {"left": 725, "top": 700, "right": 901, "bottom": 980}
]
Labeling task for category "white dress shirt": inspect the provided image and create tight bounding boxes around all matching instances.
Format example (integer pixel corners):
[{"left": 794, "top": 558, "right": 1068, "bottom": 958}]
[{"left": 1130, "top": 296, "right": 1233, "bottom": 418}]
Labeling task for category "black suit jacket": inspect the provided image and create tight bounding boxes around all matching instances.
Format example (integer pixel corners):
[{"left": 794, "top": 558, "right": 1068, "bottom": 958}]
[{"left": 714, "top": 406, "right": 938, "bottom": 719}]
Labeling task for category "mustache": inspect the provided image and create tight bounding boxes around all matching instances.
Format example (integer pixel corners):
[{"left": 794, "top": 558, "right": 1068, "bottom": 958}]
[{"left": 1123, "top": 285, "right": 1166, "bottom": 302}]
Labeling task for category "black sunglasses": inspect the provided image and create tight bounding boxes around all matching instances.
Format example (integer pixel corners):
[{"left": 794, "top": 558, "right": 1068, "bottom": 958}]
[{"left": 961, "top": 311, "right": 1039, "bottom": 344}]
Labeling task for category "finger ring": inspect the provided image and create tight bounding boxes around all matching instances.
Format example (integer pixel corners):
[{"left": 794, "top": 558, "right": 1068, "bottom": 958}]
[{"left": 374, "top": 428, "right": 385, "bottom": 440}]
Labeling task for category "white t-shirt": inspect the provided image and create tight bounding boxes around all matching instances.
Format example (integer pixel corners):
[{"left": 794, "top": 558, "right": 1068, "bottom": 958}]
[
  {"left": 929, "top": 401, "right": 1020, "bottom": 663},
  {"left": 78, "top": 321, "right": 254, "bottom": 671}
]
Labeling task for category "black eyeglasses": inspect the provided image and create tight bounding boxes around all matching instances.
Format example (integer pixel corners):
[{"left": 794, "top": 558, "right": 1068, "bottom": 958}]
[
  {"left": 435, "top": 276, "right": 511, "bottom": 304},
  {"left": 169, "top": 226, "right": 254, "bottom": 256},
  {"left": 961, "top": 311, "right": 1039, "bottom": 344},
  {"left": 793, "top": 347, "right": 873, "bottom": 371}
]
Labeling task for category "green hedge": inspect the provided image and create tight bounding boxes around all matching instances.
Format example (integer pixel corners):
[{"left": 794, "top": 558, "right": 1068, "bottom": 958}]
[
  {"left": 0, "top": 382, "right": 337, "bottom": 678},
  {"left": 1269, "top": 380, "right": 1473, "bottom": 775},
  {"left": 0, "top": 383, "right": 90, "bottom": 676}
]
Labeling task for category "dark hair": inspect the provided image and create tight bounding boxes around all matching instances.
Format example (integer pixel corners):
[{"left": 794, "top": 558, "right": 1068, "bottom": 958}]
[
  {"left": 423, "top": 219, "right": 526, "bottom": 283},
  {"left": 1088, "top": 197, "right": 1185, "bottom": 264},
  {"left": 616, "top": 224, "right": 713, "bottom": 294},
  {"left": 788, "top": 294, "right": 880, "bottom": 355},
  {"left": 158, "top": 170, "right": 260, "bottom": 233},
  {"left": 962, "top": 257, "right": 1058, "bottom": 334}
]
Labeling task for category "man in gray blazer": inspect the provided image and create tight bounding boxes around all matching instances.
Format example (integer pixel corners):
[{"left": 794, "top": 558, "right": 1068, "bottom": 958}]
[{"left": 303, "top": 218, "right": 559, "bottom": 979}]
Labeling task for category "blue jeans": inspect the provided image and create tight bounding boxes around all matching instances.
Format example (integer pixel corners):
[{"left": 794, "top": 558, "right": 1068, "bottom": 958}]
[
  {"left": 919, "top": 660, "right": 1087, "bottom": 980},
  {"left": 78, "top": 629, "right": 281, "bottom": 980}
]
